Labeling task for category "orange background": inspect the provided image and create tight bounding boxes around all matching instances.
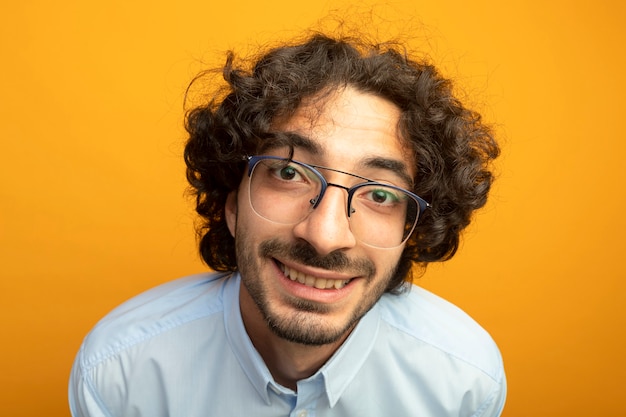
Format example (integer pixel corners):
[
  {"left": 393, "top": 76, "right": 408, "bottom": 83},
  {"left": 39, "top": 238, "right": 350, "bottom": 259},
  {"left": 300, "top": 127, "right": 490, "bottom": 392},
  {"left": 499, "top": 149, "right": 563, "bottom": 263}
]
[{"left": 1, "top": 1, "right": 625, "bottom": 416}]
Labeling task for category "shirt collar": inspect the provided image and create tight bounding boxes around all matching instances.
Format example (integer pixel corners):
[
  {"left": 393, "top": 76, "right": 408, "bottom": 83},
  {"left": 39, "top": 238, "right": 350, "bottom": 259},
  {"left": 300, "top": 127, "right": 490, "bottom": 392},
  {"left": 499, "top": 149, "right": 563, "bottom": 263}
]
[{"left": 223, "top": 272, "right": 381, "bottom": 407}]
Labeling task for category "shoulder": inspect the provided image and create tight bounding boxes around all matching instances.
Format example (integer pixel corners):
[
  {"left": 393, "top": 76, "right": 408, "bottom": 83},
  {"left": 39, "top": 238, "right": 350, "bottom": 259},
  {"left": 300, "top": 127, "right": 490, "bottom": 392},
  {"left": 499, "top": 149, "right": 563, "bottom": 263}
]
[
  {"left": 77, "top": 272, "right": 232, "bottom": 369},
  {"left": 377, "top": 284, "right": 504, "bottom": 382}
]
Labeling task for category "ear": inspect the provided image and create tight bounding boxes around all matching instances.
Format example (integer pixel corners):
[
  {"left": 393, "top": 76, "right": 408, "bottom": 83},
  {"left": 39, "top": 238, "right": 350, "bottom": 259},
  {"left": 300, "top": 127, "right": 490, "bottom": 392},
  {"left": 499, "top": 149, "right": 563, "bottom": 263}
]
[{"left": 225, "top": 190, "right": 238, "bottom": 238}]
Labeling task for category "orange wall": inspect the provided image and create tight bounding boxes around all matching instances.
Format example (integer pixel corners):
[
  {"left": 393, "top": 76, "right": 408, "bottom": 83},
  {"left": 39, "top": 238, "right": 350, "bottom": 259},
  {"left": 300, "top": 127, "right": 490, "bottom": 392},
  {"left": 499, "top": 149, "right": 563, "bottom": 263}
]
[{"left": 1, "top": 1, "right": 625, "bottom": 416}]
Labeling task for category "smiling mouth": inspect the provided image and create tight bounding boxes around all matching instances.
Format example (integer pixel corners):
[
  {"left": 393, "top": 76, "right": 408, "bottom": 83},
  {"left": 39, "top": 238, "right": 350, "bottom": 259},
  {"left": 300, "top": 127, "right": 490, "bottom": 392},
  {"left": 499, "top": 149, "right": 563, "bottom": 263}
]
[{"left": 277, "top": 261, "right": 352, "bottom": 290}]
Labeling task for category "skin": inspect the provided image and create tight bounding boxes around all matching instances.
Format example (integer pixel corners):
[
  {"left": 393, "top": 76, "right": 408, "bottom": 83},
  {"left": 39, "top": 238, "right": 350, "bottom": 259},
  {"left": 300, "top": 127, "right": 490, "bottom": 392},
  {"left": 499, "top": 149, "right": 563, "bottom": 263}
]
[{"left": 225, "top": 86, "right": 415, "bottom": 390}]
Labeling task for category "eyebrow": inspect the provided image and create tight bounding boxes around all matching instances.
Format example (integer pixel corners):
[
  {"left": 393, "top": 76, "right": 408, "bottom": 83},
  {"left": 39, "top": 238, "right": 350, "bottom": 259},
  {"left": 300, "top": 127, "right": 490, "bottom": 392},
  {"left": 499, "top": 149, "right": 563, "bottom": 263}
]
[
  {"left": 260, "top": 132, "right": 322, "bottom": 155},
  {"left": 264, "top": 131, "right": 414, "bottom": 187},
  {"left": 359, "top": 157, "right": 414, "bottom": 188}
]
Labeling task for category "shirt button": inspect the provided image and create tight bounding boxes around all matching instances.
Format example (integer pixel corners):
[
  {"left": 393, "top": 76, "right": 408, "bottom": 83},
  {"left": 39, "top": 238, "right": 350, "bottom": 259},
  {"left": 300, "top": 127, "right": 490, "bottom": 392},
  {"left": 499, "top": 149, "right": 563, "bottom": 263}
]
[{"left": 296, "top": 410, "right": 308, "bottom": 417}]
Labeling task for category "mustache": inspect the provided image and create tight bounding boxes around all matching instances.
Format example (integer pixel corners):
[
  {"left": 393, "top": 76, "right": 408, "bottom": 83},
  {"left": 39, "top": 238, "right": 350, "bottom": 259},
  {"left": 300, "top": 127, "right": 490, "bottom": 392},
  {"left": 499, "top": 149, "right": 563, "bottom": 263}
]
[{"left": 259, "top": 238, "right": 376, "bottom": 277}]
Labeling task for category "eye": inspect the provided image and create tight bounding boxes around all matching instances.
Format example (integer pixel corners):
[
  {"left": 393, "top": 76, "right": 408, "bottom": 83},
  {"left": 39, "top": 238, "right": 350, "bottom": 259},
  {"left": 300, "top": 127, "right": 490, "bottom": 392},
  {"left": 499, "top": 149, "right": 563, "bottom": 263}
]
[
  {"left": 367, "top": 188, "right": 400, "bottom": 205},
  {"left": 277, "top": 165, "right": 300, "bottom": 181},
  {"left": 267, "top": 162, "right": 307, "bottom": 183}
]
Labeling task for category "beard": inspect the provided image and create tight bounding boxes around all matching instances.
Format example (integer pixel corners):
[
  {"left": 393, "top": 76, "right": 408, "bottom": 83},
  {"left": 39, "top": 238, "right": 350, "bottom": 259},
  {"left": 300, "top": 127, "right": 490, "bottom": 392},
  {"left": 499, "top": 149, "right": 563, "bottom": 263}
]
[{"left": 235, "top": 236, "right": 397, "bottom": 346}]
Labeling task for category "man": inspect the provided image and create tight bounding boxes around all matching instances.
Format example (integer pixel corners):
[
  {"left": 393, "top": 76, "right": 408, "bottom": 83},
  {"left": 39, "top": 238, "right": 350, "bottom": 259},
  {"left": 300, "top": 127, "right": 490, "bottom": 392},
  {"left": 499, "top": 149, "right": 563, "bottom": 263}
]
[{"left": 70, "top": 33, "right": 506, "bottom": 416}]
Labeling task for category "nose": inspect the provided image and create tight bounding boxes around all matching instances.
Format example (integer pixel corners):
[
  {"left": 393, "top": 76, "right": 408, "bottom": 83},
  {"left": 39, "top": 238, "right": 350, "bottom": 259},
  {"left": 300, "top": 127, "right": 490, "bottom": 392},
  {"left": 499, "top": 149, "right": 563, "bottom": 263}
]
[{"left": 292, "top": 186, "right": 357, "bottom": 255}]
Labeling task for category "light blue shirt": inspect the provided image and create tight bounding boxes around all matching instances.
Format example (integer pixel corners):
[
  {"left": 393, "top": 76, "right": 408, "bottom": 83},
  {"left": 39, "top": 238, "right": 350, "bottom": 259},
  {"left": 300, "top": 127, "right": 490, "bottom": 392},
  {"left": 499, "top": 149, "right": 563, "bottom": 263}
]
[{"left": 69, "top": 272, "right": 506, "bottom": 416}]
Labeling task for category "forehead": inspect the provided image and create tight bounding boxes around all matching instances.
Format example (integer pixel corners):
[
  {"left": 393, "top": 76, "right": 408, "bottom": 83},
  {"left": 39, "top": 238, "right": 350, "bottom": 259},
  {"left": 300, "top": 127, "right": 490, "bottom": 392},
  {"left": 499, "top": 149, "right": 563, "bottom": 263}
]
[{"left": 271, "top": 86, "right": 414, "bottom": 176}]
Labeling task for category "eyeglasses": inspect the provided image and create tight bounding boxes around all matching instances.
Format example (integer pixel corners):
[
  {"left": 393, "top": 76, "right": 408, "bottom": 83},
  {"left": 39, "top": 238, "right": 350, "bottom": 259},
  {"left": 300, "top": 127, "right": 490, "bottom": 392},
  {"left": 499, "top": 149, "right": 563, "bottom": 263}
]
[{"left": 246, "top": 155, "right": 430, "bottom": 249}]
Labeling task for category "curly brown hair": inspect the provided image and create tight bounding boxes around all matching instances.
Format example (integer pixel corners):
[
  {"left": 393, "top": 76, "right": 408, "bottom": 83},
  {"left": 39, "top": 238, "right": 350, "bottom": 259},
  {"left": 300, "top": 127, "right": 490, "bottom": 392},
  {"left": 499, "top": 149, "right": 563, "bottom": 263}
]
[{"left": 184, "top": 33, "right": 499, "bottom": 293}]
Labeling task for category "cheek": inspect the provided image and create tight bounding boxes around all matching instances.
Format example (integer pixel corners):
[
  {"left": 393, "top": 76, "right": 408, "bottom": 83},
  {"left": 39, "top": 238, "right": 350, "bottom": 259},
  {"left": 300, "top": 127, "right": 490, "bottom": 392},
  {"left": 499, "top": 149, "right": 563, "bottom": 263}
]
[
  {"left": 371, "top": 248, "right": 404, "bottom": 277},
  {"left": 228, "top": 192, "right": 290, "bottom": 243}
]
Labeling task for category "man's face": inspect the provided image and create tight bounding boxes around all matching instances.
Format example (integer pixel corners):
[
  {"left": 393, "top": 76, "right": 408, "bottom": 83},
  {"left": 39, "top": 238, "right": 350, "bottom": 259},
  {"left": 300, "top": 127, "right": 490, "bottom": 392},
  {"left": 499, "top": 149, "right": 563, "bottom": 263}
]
[{"left": 225, "top": 86, "right": 415, "bottom": 346}]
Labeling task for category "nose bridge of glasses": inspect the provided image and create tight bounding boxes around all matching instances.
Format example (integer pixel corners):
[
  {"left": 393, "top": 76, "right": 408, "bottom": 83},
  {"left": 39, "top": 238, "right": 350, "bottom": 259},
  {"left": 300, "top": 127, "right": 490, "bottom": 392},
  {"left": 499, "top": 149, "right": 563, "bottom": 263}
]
[
  {"left": 309, "top": 163, "right": 367, "bottom": 209},
  {"left": 309, "top": 181, "right": 350, "bottom": 209}
]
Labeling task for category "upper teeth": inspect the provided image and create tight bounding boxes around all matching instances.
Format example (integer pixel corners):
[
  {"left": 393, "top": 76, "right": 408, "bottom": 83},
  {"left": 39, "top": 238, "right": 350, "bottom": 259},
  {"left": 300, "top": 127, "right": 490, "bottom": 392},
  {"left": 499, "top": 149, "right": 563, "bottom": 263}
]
[{"left": 280, "top": 264, "right": 350, "bottom": 290}]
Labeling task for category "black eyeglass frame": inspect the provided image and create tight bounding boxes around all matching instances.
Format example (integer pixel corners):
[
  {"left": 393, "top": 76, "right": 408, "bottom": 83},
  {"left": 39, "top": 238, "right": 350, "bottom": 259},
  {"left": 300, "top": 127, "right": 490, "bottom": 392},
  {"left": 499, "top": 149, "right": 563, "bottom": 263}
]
[{"left": 246, "top": 155, "right": 431, "bottom": 234}]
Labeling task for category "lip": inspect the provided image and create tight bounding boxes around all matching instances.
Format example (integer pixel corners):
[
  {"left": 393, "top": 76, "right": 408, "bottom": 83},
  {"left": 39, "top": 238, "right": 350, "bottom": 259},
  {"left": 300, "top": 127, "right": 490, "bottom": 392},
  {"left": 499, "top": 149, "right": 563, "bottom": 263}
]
[{"left": 272, "top": 258, "right": 359, "bottom": 304}]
